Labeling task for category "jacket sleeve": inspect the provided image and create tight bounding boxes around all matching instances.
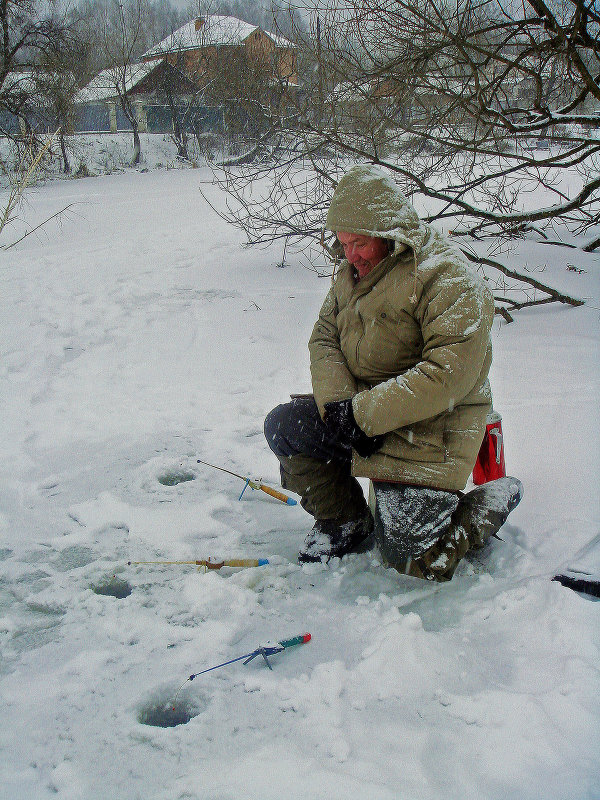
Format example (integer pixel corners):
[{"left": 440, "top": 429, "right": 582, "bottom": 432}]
[
  {"left": 351, "top": 266, "right": 495, "bottom": 436},
  {"left": 309, "top": 287, "right": 358, "bottom": 417}
]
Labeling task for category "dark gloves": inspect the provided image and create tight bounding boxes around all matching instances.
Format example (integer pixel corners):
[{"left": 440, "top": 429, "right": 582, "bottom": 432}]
[{"left": 323, "top": 399, "right": 385, "bottom": 458}]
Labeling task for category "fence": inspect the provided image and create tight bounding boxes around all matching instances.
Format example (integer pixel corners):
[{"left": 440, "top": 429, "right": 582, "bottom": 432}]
[{"left": 1, "top": 103, "right": 225, "bottom": 136}]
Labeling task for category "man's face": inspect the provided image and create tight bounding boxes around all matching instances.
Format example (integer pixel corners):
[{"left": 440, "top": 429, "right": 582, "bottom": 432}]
[{"left": 337, "top": 231, "right": 390, "bottom": 279}]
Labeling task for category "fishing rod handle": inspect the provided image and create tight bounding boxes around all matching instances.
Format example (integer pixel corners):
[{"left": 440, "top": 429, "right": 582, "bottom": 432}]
[
  {"left": 259, "top": 484, "right": 298, "bottom": 505},
  {"left": 280, "top": 633, "right": 311, "bottom": 649}
]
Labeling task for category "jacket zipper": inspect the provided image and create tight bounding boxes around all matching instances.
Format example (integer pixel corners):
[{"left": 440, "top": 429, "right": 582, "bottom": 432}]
[{"left": 354, "top": 293, "right": 366, "bottom": 364}]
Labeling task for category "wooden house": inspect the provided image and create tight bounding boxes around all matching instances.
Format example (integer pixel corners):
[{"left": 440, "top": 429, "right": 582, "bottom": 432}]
[{"left": 142, "top": 15, "right": 298, "bottom": 90}]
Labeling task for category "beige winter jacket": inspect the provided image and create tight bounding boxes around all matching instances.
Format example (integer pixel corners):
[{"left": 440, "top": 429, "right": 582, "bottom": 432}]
[{"left": 309, "top": 165, "right": 495, "bottom": 491}]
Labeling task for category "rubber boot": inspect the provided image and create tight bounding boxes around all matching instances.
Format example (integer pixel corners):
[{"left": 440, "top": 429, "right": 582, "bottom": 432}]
[
  {"left": 407, "top": 476, "right": 524, "bottom": 581},
  {"left": 452, "top": 476, "right": 524, "bottom": 549},
  {"left": 298, "top": 513, "right": 374, "bottom": 563}
]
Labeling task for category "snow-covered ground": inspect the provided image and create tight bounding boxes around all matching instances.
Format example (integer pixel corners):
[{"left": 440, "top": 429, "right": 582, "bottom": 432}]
[{"left": 1, "top": 157, "right": 599, "bottom": 800}]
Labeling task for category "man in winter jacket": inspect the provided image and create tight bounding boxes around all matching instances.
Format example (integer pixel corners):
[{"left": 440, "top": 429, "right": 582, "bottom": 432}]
[{"left": 264, "top": 165, "right": 522, "bottom": 580}]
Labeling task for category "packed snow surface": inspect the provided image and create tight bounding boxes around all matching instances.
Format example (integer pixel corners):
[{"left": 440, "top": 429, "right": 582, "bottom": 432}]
[{"left": 1, "top": 158, "right": 599, "bottom": 800}]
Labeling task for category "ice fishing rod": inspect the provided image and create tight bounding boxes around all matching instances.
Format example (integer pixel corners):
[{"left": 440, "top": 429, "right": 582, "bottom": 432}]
[
  {"left": 172, "top": 633, "right": 311, "bottom": 707},
  {"left": 197, "top": 458, "right": 297, "bottom": 505},
  {"left": 127, "top": 558, "right": 269, "bottom": 570}
]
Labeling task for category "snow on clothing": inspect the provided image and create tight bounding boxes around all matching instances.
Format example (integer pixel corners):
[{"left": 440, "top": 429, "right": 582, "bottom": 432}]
[
  {"left": 264, "top": 396, "right": 370, "bottom": 522},
  {"left": 265, "top": 164, "right": 501, "bottom": 576},
  {"left": 311, "top": 164, "right": 495, "bottom": 492}
]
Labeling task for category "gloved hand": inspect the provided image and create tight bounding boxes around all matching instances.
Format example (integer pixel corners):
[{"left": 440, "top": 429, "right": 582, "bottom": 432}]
[{"left": 323, "top": 399, "right": 385, "bottom": 458}]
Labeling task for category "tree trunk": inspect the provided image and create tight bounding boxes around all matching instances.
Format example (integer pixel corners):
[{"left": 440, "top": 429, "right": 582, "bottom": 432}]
[
  {"left": 59, "top": 131, "right": 70, "bottom": 174},
  {"left": 132, "top": 123, "right": 141, "bottom": 166}
]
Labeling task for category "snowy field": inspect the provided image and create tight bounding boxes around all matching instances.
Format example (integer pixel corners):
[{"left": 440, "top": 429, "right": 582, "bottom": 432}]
[{"left": 1, "top": 152, "right": 599, "bottom": 800}]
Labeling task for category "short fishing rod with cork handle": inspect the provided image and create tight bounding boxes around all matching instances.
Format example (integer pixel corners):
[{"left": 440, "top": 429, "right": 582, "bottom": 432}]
[{"left": 196, "top": 458, "right": 297, "bottom": 505}]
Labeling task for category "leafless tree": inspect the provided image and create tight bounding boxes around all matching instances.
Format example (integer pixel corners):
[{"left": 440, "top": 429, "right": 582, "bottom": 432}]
[
  {"left": 208, "top": 0, "right": 599, "bottom": 318},
  {"left": 187, "top": 14, "right": 295, "bottom": 136},
  {"left": 35, "top": 47, "right": 86, "bottom": 173},
  {"left": 0, "top": 131, "right": 75, "bottom": 249},
  {"left": 70, "top": 0, "right": 188, "bottom": 78},
  {"left": 199, "top": 47, "right": 280, "bottom": 137},
  {"left": 0, "top": 1, "right": 75, "bottom": 139},
  {"left": 149, "top": 61, "right": 208, "bottom": 161},
  {"left": 98, "top": 0, "right": 149, "bottom": 164}
]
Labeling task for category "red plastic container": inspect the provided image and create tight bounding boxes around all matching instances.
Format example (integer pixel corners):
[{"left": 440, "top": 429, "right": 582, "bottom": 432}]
[{"left": 473, "top": 410, "right": 506, "bottom": 485}]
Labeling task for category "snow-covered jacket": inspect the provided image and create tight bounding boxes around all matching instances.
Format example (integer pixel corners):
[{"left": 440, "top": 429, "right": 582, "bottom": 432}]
[{"left": 309, "top": 165, "right": 495, "bottom": 491}]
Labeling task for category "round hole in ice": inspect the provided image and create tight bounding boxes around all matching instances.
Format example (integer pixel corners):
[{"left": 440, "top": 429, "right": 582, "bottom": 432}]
[
  {"left": 157, "top": 470, "right": 196, "bottom": 487},
  {"left": 137, "top": 696, "right": 203, "bottom": 728},
  {"left": 91, "top": 577, "right": 132, "bottom": 598}
]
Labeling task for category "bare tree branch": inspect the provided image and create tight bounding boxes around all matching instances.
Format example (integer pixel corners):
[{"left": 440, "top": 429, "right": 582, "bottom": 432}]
[{"left": 203, "top": 0, "right": 598, "bottom": 321}]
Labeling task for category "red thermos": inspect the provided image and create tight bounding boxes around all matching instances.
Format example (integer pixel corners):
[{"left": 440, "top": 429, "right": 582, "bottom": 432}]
[{"left": 473, "top": 410, "right": 506, "bottom": 485}]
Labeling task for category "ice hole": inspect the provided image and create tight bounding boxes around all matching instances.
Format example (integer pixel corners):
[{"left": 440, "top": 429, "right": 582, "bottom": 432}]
[
  {"left": 137, "top": 695, "right": 203, "bottom": 728},
  {"left": 91, "top": 576, "right": 132, "bottom": 598},
  {"left": 157, "top": 470, "right": 196, "bottom": 487}
]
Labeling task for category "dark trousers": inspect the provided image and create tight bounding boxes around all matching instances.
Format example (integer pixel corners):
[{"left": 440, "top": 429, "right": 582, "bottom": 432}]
[
  {"left": 264, "top": 397, "right": 369, "bottom": 521},
  {"left": 264, "top": 397, "right": 468, "bottom": 579}
]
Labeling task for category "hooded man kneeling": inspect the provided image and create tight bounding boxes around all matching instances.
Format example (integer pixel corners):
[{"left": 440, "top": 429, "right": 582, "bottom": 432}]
[{"left": 264, "top": 164, "right": 522, "bottom": 580}]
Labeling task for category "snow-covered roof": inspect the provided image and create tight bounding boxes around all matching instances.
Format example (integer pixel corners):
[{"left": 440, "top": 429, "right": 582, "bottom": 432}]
[
  {"left": 77, "top": 62, "right": 156, "bottom": 103},
  {"left": 142, "top": 15, "right": 294, "bottom": 60}
]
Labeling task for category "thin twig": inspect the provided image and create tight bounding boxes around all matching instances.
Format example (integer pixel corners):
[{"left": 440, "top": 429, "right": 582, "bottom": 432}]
[
  {"left": 462, "top": 249, "right": 585, "bottom": 308},
  {"left": 1, "top": 204, "right": 76, "bottom": 251}
]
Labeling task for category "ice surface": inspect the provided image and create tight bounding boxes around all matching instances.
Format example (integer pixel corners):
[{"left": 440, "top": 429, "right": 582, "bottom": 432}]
[{"left": 0, "top": 153, "right": 599, "bottom": 799}]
